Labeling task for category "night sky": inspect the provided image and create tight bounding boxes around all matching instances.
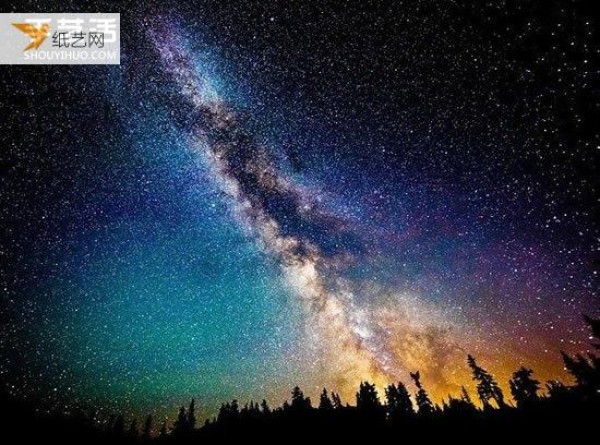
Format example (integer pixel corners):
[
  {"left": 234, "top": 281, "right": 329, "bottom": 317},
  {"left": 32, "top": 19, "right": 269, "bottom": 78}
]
[{"left": 1, "top": 0, "right": 598, "bottom": 421}]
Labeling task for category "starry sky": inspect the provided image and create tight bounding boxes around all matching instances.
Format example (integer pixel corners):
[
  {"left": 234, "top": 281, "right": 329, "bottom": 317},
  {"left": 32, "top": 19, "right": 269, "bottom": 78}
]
[{"left": 1, "top": 0, "right": 598, "bottom": 421}]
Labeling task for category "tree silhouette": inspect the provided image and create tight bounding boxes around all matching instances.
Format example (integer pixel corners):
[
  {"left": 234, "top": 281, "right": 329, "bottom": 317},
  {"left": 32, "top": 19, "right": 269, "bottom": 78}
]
[
  {"left": 410, "top": 371, "right": 434, "bottom": 416},
  {"left": 561, "top": 320, "right": 600, "bottom": 396},
  {"left": 240, "top": 403, "right": 249, "bottom": 418},
  {"left": 244, "top": 400, "right": 260, "bottom": 419},
  {"left": 467, "top": 355, "right": 505, "bottom": 409},
  {"left": 231, "top": 399, "right": 239, "bottom": 417},
  {"left": 142, "top": 414, "right": 153, "bottom": 440},
  {"left": 113, "top": 415, "right": 125, "bottom": 436},
  {"left": 546, "top": 380, "right": 569, "bottom": 400},
  {"left": 127, "top": 419, "right": 138, "bottom": 438},
  {"left": 260, "top": 399, "right": 270, "bottom": 415},
  {"left": 291, "top": 386, "right": 312, "bottom": 411},
  {"left": 583, "top": 315, "right": 600, "bottom": 349},
  {"left": 385, "top": 382, "right": 413, "bottom": 422},
  {"left": 447, "top": 395, "right": 475, "bottom": 415},
  {"left": 509, "top": 367, "right": 540, "bottom": 407},
  {"left": 461, "top": 386, "right": 474, "bottom": 406},
  {"left": 188, "top": 398, "right": 197, "bottom": 429},
  {"left": 444, "top": 387, "right": 477, "bottom": 416},
  {"left": 173, "top": 405, "right": 190, "bottom": 434},
  {"left": 560, "top": 316, "right": 600, "bottom": 396},
  {"left": 319, "top": 388, "right": 334, "bottom": 410},
  {"left": 331, "top": 392, "right": 342, "bottom": 409},
  {"left": 252, "top": 401, "right": 261, "bottom": 416},
  {"left": 159, "top": 420, "right": 168, "bottom": 437},
  {"left": 356, "top": 381, "right": 382, "bottom": 412},
  {"left": 3, "top": 316, "right": 600, "bottom": 442},
  {"left": 218, "top": 400, "right": 240, "bottom": 424}
]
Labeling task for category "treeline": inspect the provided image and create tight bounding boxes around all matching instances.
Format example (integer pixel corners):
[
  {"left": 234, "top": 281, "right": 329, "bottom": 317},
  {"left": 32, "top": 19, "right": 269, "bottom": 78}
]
[
  {"left": 2, "top": 316, "right": 599, "bottom": 443},
  {"left": 114, "top": 316, "right": 600, "bottom": 441}
]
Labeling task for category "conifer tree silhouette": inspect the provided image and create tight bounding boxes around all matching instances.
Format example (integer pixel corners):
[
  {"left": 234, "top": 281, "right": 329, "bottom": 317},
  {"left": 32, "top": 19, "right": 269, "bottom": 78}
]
[
  {"left": 173, "top": 406, "right": 189, "bottom": 434},
  {"left": 561, "top": 351, "right": 595, "bottom": 387},
  {"left": 546, "top": 380, "right": 569, "bottom": 400},
  {"left": 142, "top": 415, "right": 153, "bottom": 440},
  {"left": 467, "top": 355, "right": 506, "bottom": 409},
  {"left": 461, "top": 386, "right": 474, "bottom": 406},
  {"left": 509, "top": 367, "right": 540, "bottom": 407},
  {"left": 444, "top": 387, "right": 476, "bottom": 416},
  {"left": 291, "top": 386, "right": 312, "bottom": 410},
  {"left": 560, "top": 316, "right": 600, "bottom": 396},
  {"left": 246, "top": 400, "right": 260, "bottom": 419},
  {"left": 385, "top": 382, "right": 413, "bottom": 421},
  {"left": 397, "top": 382, "right": 414, "bottom": 415},
  {"left": 410, "top": 372, "right": 434, "bottom": 416},
  {"left": 9, "top": 318, "right": 600, "bottom": 443},
  {"left": 319, "top": 388, "right": 334, "bottom": 410},
  {"left": 159, "top": 421, "right": 168, "bottom": 437},
  {"left": 217, "top": 403, "right": 229, "bottom": 423},
  {"left": 559, "top": 316, "right": 600, "bottom": 395},
  {"left": 128, "top": 419, "right": 139, "bottom": 438},
  {"left": 113, "top": 415, "right": 125, "bottom": 436},
  {"left": 107, "top": 414, "right": 116, "bottom": 432},
  {"left": 385, "top": 384, "right": 399, "bottom": 416},
  {"left": 584, "top": 315, "right": 600, "bottom": 349},
  {"left": 240, "top": 403, "right": 249, "bottom": 418},
  {"left": 331, "top": 392, "right": 342, "bottom": 409},
  {"left": 188, "top": 398, "right": 196, "bottom": 429},
  {"left": 231, "top": 399, "right": 240, "bottom": 417},
  {"left": 260, "top": 399, "right": 271, "bottom": 415},
  {"left": 356, "top": 381, "right": 382, "bottom": 412},
  {"left": 218, "top": 400, "right": 241, "bottom": 423}
]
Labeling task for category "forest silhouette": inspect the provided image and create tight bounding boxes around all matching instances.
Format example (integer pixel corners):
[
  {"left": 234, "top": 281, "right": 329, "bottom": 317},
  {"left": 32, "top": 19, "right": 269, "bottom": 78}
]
[{"left": 2, "top": 316, "right": 599, "bottom": 443}]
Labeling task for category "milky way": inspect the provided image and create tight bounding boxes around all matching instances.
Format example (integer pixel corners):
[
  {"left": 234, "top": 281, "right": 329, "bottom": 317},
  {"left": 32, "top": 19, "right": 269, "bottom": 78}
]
[
  {"left": 1, "top": 0, "right": 598, "bottom": 420},
  {"left": 148, "top": 15, "right": 472, "bottom": 399}
]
